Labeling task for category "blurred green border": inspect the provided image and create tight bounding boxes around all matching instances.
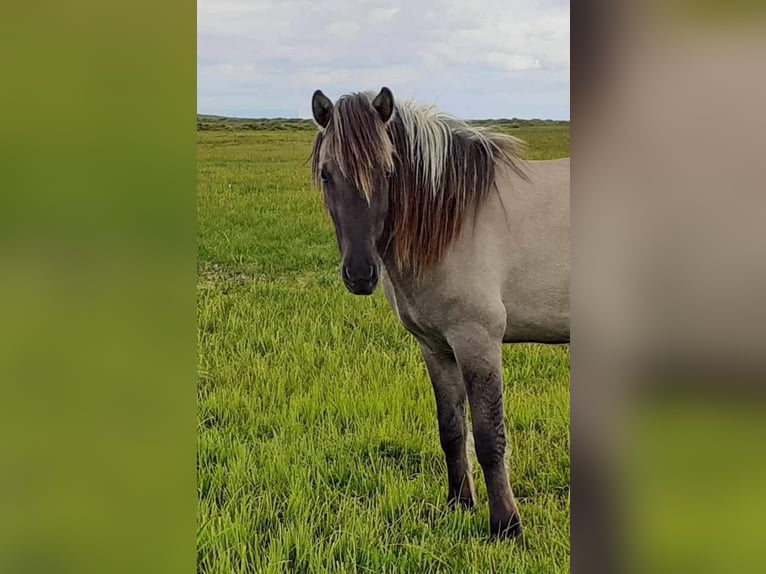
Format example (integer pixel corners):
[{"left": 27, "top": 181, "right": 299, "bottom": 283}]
[{"left": 0, "top": 3, "right": 196, "bottom": 574}]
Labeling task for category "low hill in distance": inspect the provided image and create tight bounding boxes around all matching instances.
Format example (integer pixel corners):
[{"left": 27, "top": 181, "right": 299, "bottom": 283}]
[{"left": 197, "top": 114, "right": 569, "bottom": 132}]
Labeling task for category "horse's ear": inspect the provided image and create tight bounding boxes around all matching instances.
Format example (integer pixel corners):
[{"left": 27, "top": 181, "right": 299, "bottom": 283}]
[
  {"left": 372, "top": 87, "right": 394, "bottom": 123},
  {"left": 312, "top": 90, "right": 333, "bottom": 128}
]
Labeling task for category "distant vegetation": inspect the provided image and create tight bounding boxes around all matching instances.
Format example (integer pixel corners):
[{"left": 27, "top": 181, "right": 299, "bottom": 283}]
[
  {"left": 197, "top": 114, "right": 570, "bottom": 132},
  {"left": 197, "top": 115, "right": 316, "bottom": 131}
]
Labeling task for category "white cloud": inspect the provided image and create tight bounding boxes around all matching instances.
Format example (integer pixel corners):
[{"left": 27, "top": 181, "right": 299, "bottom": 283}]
[
  {"left": 197, "top": 0, "right": 569, "bottom": 119},
  {"left": 328, "top": 21, "right": 361, "bottom": 41},
  {"left": 486, "top": 52, "right": 542, "bottom": 72},
  {"left": 370, "top": 7, "right": 400, "bottom": 22}
]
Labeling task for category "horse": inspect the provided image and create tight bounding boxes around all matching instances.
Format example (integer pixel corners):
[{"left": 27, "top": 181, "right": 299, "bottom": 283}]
[{"left": 310, "top": 87, "right": 570, "bottom": 538}]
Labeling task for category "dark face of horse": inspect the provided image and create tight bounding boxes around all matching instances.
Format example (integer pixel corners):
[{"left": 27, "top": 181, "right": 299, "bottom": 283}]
[
  {"left": 311, "top": 87, "right": 395, "bottom": 296},
  {"left": 320, "top": 164, "right": 390, "bottom": 295}
]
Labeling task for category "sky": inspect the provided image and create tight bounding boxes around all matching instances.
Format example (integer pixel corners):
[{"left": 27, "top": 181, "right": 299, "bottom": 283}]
[{"left": 198, "top": 0, "right": 569, "bottom": 120}]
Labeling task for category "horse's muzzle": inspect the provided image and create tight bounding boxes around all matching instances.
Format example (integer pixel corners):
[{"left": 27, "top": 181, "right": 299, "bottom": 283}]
[{"left": 342, "top": 264, "right": 378, "bottom": 296}]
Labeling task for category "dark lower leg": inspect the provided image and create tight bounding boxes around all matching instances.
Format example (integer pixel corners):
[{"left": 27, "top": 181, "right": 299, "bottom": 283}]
[
  {"left": 438, "top": 405, "right": 475, "bottom": 508},
  {"left": 467, "top": 369, "right": 522, "bottom": 538},
  {"left": 421, "top": 346, "right": 476, "bottom": 509}
]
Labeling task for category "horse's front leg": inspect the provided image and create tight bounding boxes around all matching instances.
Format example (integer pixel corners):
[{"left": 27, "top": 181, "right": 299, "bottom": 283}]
[
  {"left": 420, "top": 344, "right": 476, "bottom": 509},
  {"left": 451, "top": 328, "right": 522, "bottom": 539}
]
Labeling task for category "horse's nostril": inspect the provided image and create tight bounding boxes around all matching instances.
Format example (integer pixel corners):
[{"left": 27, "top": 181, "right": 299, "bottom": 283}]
[{"left": 343, "top": 264, "right": 375, "bottom": 285}]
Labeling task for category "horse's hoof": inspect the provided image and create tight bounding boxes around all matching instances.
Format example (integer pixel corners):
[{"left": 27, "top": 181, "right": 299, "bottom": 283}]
[{"left": 490, "top": 512, "right": 523, "bottom": 540}]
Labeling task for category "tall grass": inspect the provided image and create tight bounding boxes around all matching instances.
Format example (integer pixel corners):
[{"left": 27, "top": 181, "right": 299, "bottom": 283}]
[{"left": 197, "top": 125, "right": 570, "bottom": 573}]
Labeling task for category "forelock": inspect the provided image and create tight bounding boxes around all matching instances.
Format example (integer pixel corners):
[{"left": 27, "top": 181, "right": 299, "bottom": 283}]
[{"left": 315, "top": 92, "right": 394, "bottom": 200}]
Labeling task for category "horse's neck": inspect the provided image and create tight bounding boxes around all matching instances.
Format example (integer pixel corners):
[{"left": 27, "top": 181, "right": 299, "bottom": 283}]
[
  {"left": 378, "top": 245, "right": 419, "bottom": 298},
  {"left": 377, "top": 199, "right": 422, "bottom": 294},
  {"left": 378, "top": 246, "right": 400, "bottom": 282},
  {"left": 377, "top": 213, "right": 396, "bottom": 272}
]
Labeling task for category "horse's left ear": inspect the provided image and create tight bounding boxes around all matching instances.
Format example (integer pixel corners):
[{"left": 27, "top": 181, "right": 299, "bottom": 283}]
[{"left": 372, "top": 87, "right": 395, "bottom": 123}]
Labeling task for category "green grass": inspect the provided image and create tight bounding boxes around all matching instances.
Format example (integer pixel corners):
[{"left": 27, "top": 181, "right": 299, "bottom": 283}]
[{"left": 198, "top": 125, "right": 570, "bottom": 573}]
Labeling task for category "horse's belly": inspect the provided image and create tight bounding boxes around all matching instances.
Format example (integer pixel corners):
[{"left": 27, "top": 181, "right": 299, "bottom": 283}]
[
  {"left": 502, "top": 316, "right": 569, "bottom": 344},
  {"left": 502, "top": 291, "right": 570, "bottom": 344}
]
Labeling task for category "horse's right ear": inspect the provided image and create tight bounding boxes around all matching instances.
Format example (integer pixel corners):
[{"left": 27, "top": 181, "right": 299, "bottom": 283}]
[{"left": 312, "top": 90, "right": 333, "bottom": 128}]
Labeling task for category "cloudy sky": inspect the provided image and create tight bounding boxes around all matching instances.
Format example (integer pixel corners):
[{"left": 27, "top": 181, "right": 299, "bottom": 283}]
[{"left": 198, "top": 0, "right": 569, "bottom": 120}]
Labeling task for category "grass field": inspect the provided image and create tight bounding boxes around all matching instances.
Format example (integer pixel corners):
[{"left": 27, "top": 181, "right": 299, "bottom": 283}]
[{"left": 197, "top": 123, "right": 570, "bottom": 573}]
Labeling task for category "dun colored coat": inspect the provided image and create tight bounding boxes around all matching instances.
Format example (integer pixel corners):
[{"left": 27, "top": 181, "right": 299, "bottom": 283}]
[{"left": 311, "top": 87, "right": 569, "bottom": 538}]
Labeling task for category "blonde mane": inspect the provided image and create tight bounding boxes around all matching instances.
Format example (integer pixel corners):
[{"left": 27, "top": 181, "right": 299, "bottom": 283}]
[{"left": 312, "top": 93, "right": 527, "bottom": 274}]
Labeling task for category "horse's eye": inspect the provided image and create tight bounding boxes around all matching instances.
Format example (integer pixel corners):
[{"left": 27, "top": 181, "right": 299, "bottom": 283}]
[
  {"left": 384, "top": 169, "right": 392, "bottom": 179},
  {"left": 320, "top": 168, "right": 330, "bottom": 183}
]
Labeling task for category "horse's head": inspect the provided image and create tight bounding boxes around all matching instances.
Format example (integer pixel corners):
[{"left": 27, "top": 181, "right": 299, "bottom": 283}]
[{"left": 311, "top": 87, "right": 395, "bottom": 295}]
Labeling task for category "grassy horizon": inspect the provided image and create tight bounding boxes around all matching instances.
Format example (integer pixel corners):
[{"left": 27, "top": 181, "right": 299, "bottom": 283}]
[
  {"left": 197, "top": 125, "right": 570, "bottom": 573},
  {"left": 197, "top": 114, "right": 570, "bottom": 133}
]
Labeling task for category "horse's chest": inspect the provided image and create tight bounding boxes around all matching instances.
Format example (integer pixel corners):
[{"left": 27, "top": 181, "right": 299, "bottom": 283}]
[
  {"left": 395, "top": 304, "right": 423, "bottom": 335},
  {"left": 381, "top": 270, "right": 451, "bottom": 350},
  {"left": 386, "top": 286, "right": 445, "bottom": 346}
]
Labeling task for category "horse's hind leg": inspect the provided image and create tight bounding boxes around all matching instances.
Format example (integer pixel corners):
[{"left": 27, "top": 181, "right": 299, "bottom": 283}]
[
  {"left": 420, "top": 344, "right": 476, "bottom": 509},
  {"left": 451, "top": 327, "right": 522, "bottom": 539}
]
